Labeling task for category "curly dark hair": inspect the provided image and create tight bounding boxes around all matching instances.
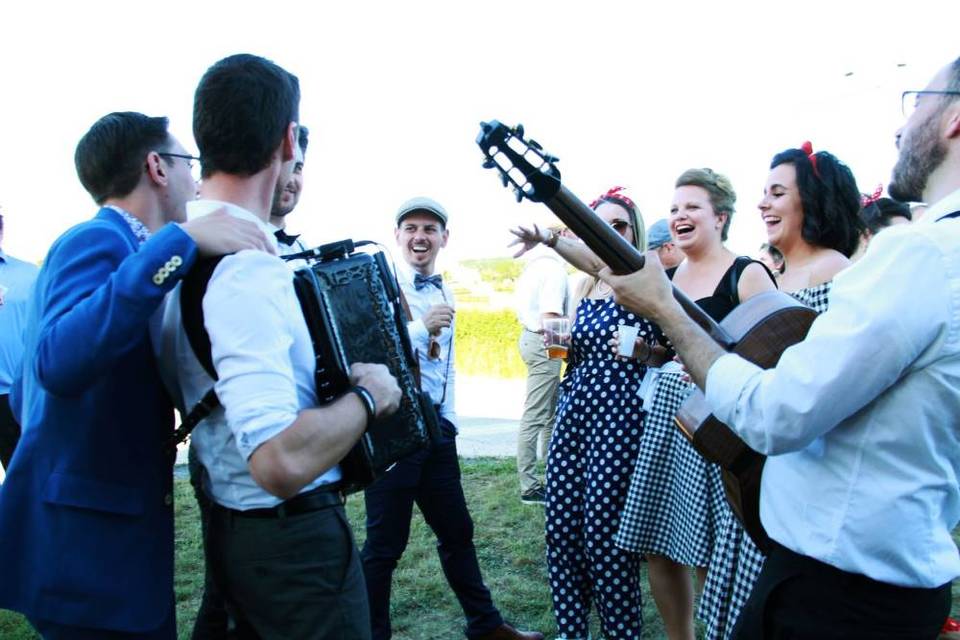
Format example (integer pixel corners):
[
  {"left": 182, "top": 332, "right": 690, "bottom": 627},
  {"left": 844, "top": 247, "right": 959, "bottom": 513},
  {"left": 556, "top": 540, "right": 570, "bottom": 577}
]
[
  {"left": 860, "top": 197, "right": 911, "bottom": 235},
  {"left": 770, "top": 147, "right": 865, "bottom": 257}
]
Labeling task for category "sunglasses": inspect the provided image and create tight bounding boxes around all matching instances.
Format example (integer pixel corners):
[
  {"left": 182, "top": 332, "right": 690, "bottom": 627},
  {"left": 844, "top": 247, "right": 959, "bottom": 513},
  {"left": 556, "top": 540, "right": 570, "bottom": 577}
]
[{"left": 610, "top": 219, "right": 632, "bottom": 234}]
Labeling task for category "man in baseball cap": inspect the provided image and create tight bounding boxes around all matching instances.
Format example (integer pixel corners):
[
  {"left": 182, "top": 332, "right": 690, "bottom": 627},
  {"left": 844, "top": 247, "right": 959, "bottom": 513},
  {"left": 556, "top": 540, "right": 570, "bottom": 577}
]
[{"left": 647, "top": 218, "right": 684, "bottom": 268}]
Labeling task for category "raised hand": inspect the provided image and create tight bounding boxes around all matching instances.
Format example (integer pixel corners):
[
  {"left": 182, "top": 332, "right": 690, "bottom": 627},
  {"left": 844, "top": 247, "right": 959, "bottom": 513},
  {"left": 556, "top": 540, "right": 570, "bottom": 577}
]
[
  {"left": 421, "top": 304, "right": 455, "bottom": 335},
  {"left": 508, "top": 223, "right": 551, "bottom": 258}
]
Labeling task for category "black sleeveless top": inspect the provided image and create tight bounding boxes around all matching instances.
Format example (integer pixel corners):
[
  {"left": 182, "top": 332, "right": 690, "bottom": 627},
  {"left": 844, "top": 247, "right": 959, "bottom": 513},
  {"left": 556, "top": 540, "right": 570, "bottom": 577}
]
[{"left": 666, "top": 256, "right": 775, "bottom": 323}]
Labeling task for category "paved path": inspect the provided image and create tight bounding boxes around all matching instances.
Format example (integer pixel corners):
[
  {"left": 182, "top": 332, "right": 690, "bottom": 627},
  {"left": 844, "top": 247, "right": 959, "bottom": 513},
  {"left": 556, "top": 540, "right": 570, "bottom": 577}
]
[{"left": 172, "top": 376, "right": 528, "bottom": 477}]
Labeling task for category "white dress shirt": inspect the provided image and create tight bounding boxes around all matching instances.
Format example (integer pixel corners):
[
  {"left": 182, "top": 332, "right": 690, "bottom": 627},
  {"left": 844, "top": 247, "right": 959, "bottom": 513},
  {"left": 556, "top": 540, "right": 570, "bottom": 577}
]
[
  {"left": 161, "top": 200, "right": 339, "bottom": 510},
  {"left": 396, "top": 263, "right": 457, "bottom": 427},
  {"left": 705, "top": 187, "right": 960, "bottom": 588},
  {"left": 514, "top": 247, "right": 569, "bottom": 332}
]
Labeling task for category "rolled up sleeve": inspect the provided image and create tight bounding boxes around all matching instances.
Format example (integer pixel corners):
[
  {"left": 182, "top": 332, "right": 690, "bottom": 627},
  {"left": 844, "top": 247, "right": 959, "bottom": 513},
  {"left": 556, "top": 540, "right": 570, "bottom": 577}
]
[{"left": 205, "top": 251, "right": 300, "bottom": 460}]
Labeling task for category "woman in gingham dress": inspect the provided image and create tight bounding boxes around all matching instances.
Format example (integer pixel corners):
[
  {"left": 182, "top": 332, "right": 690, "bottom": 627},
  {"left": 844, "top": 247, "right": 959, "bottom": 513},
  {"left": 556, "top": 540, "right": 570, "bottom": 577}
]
[
  {"left": 613, "top": 169, "right": 776, "bottom": 640},
  {"left": 510, "top": 187, "right": 656, "bottom": 639},
  {"left": 698, "top": 143, "right": 866, "bottom": 640}
]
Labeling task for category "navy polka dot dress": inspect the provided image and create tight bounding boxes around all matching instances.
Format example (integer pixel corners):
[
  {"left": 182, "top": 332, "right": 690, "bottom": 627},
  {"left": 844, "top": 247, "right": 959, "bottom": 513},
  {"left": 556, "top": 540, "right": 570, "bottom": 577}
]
[{"left": 545, "top": 296, "right": 660, "bottom": 639}]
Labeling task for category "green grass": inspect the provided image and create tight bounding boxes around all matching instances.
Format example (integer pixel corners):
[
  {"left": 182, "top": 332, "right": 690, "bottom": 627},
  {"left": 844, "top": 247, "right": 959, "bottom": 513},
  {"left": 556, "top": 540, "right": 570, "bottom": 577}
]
[{"left": 2, "top": 459, "right": 958, "bottom": 639}]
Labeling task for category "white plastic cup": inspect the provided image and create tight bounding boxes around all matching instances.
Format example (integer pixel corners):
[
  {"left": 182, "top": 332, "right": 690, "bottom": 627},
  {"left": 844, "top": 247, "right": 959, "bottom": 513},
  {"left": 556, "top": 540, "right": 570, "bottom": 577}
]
[{"left": 617, "top": 324, "right": 641, "bottom": 358}]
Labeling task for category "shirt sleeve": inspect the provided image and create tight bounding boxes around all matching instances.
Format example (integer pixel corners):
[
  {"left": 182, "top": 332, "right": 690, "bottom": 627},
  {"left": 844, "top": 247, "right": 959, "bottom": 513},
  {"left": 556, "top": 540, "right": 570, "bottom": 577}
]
[
  {"left": 537, "top": 263, "right": 568, "bottom": 317},
  {"left": 705, "top": 228, "right": 949, "bottom": 455},
  {"left": 204, "top": 251, "right": 301, "bottom": 460}
]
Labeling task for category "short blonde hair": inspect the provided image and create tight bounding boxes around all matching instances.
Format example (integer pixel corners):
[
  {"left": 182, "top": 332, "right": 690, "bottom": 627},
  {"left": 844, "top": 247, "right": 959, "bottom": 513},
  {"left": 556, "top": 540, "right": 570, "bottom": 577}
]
[{"left": 675, "top": 168, "right": 736, "bottom": 241}]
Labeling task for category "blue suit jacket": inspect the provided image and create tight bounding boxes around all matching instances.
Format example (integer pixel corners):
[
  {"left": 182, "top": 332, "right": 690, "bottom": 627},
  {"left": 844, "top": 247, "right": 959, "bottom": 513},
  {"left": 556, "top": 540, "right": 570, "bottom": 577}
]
[{"left": 0, "top": 208, "right": 197, "bottom": 631}]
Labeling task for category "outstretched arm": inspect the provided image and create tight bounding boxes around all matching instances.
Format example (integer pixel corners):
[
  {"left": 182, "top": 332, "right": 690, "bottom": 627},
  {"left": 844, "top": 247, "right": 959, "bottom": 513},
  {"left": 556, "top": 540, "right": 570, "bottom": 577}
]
[{"left": 509, "top": 224, "right": 606, "bottom": 275}]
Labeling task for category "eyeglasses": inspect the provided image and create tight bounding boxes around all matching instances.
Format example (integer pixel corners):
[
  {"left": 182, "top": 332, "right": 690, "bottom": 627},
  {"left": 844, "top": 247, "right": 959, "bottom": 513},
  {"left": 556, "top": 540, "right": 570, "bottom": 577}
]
[
  {"left": 158, "top": 152, "right": 202, "bottom": 181},
  {"left": 901, "top": 90, "right": 960, "bottom": 118}
]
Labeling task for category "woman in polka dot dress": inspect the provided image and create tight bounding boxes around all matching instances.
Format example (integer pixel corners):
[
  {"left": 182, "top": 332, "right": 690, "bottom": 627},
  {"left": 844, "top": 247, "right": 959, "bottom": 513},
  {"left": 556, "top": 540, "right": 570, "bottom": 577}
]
[
  {"left": 510, "top": 186, "right": 657, "bottom": 639},
  {"left": 698, "top": 143, "right": 865, "bottom": 640}
]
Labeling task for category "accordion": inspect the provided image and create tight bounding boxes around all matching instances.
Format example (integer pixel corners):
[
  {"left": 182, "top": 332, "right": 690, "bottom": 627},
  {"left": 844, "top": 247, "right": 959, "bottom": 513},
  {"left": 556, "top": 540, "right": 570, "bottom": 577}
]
[{"left": 288, "top": 240, "right": 436, "bottom": 494}]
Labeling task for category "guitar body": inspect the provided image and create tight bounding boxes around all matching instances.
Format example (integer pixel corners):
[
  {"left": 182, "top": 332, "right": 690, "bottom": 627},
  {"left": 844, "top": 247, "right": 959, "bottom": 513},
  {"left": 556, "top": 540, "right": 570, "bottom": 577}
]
[{"left": 675, "top": 291, "right": 818, "bottom": 551}]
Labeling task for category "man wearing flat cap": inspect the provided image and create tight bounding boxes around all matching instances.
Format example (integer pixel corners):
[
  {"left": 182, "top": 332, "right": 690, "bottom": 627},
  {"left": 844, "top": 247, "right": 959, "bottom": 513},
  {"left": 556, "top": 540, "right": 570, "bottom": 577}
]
[{"left": 360, "top": 197, "right": 544, "bottom": 640}]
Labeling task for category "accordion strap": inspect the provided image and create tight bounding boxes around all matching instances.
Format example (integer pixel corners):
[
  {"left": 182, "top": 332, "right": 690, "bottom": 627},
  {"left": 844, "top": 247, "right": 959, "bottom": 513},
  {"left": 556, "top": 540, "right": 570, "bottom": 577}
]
[
  {"left": 166, "top": 256, "right": 226, "bottom": 453},
  {"left": 165, "top": 388, "right": 220, "bottom": 454}
]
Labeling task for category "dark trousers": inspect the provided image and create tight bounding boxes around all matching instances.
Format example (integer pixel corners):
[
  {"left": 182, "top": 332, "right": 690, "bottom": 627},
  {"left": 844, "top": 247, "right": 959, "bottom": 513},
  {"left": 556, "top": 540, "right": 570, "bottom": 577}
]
[
  {"left": 733, "top": 542, "right": 952, "bottom": 640},
  {"left": 30, "top": 601, "right": 176, "bottom": 639},
  {"left": 361, "top": 418, "right": 503, "bottom": 640},
  {"left": 0, "top": 393, "right": 21, "bottom": 470},
  {"left": 207, "top": 496, "right": 370, "bottom": 640},
  {"left": 188, "top": 448, "right": 236, "bottom": 640}
]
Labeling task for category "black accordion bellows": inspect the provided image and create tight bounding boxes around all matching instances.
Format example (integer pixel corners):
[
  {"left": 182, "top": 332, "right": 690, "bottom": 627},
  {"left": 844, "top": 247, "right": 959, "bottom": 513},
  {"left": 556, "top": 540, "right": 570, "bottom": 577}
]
[{"left": 291, "top": 248, "right": 434, "bottom": 494}]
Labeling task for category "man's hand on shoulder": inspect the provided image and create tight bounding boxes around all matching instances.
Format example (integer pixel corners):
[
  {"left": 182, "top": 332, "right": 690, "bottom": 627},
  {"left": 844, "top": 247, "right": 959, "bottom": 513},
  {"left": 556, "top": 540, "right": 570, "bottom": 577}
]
[
  {"left": 180, "top": 209, "right": 276, "bottom": 257},
  {"left": 349, "top": 363, "right": 401, "bottom": 418},
  {"left": 421, "top": 304, "right": 455, "bottom": 335}
]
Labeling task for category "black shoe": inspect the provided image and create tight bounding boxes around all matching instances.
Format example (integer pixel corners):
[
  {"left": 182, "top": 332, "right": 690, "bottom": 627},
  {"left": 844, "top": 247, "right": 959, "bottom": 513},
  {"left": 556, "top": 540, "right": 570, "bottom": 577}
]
[{"left": 520, "top": 488, "right": 546, "bottom": 505}]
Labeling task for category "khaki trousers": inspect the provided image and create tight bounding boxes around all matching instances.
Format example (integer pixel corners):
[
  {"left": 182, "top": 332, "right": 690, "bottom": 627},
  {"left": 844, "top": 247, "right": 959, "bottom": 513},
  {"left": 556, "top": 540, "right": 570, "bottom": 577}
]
[{"left": 517, "top": 329, "right": 562, "bottom": 494}]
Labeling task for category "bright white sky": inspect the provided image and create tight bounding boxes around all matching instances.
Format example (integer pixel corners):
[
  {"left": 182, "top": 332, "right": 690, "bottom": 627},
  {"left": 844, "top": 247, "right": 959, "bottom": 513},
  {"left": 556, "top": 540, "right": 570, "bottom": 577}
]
[{"left": 0, "top": 1, "right": 956, "bottom": 271}]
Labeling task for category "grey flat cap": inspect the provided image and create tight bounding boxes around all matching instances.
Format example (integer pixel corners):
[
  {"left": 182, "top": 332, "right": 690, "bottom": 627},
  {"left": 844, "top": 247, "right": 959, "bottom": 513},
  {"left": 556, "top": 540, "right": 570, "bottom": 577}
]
[{"left": 395, "top": 196, "right": 449, "bottom": 227}]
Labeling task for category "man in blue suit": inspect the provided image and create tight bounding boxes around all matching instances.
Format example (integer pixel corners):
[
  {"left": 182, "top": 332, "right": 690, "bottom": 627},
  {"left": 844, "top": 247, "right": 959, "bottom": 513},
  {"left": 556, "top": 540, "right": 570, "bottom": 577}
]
[{"left": 0, "top": 111, "right": 273, "bottom": 638}]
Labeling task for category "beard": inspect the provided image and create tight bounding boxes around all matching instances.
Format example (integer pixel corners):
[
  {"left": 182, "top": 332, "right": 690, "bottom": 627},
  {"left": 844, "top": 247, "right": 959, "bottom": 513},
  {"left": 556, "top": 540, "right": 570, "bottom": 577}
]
[
  {"left": 889, "top": 110, "right": 947, "bottom": 203},
  {"left": 270, "top": 177, "right": 294, "bottom": 218}
]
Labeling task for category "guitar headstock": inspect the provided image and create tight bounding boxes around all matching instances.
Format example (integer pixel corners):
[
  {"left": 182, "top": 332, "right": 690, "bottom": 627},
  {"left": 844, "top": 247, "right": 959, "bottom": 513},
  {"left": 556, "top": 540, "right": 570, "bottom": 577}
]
[{"left": 476, "top": 120, "right": 561, "bottom": 203}]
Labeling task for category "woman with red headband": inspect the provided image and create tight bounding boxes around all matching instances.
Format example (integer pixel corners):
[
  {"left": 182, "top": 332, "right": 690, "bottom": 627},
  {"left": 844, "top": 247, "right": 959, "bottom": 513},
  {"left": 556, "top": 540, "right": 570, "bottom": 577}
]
[
  {"left": 699, "top": 143, "right": 864, "bottom": 640},
  {"left": 510, "top": 187, "right": 658, "bottom": 639},
  {"left": 613, "top": 168, "right": 776, "bottom": 640}
]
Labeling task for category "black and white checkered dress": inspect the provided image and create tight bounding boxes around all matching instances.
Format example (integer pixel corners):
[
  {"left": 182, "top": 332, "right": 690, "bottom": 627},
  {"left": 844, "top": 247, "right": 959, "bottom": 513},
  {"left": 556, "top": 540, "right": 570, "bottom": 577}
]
[
  {"left": 698, "top": 281, "right": 833, "bottom": 640},
  {"left": 615, "top": 257, "right": 763, "bottom": 565},
  {"left": 614, "top": 369, "right": 726, "bottom": 564}
]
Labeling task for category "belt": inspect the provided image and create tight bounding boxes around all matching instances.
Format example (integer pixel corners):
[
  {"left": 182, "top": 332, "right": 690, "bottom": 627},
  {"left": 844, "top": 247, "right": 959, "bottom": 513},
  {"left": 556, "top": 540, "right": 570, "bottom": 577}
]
[{"left": 222, "top": 483, "right": 345, "bottom": 519}]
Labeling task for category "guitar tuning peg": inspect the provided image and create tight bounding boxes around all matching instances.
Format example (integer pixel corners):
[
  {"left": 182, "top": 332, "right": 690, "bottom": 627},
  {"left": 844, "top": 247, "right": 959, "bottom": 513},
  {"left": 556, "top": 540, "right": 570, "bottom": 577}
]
[
  {"left": 482, "top": 158, "right": 497, "bottom": 169},
  {"left": 514, "top": 188, "right": 524, "bottom": 202},
  {"left": 500, "top": 172, "right": 509, "bottom": 187},
  {"left": 544, "top": 154, "right": 559, "bottom": 163},
  {"left": 529, "top": 139, "right": 542, "bottom": 150},
  {"left": 513, "top": 124, "right": 524, "bottom": 138},
  {"left": 479, "top": 121, "right": 493, "bottom": 133}
]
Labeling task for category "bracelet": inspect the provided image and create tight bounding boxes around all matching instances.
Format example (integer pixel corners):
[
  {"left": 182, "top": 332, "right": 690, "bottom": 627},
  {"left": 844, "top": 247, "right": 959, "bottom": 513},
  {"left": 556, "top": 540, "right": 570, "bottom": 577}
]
[
  {"left": 544, "top": 229, "right": 559, "bottom": 248},
  {"left": 350, "top": 385, "right": 377, "bottom": 425}
]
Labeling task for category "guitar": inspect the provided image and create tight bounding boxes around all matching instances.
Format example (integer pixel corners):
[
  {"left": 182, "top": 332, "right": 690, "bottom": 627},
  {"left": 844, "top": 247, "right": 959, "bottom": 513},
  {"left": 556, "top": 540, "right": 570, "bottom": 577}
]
[{"left": 476, "top": 120, "right": 818, "bottom": 551}]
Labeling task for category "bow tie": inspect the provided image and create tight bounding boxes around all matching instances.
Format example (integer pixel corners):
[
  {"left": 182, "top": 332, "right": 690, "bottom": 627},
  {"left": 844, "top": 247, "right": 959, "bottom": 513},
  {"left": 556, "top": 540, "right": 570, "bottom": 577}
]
[
  {"left": 274, "top": 229, "right": 301, "bottom": 247},
  {"left": 414, "top": 273, "right": 443, "bottom": 291}
]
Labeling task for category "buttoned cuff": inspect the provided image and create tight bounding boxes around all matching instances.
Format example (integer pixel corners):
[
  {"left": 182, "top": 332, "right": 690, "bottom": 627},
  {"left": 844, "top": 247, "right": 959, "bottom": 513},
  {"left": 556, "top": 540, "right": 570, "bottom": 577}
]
[
  {"left": 144, "top": 223, "right": 198, "bottom": 290},
  {"left": 705, "top": 353, "right": 762, "bottom": 426}
]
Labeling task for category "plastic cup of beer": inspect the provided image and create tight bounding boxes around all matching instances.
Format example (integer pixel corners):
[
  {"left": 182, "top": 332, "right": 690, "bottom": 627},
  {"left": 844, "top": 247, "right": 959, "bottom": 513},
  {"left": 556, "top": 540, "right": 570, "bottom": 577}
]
[{"left": 543, "top": 317, "right": 571, "bottom": 359}]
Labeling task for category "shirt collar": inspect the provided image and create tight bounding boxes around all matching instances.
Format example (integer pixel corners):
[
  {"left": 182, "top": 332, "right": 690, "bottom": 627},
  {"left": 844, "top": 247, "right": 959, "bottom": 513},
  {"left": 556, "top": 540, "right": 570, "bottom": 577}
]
[
  {"left": 104, "top": 204, "right": 151, "bottom": 245},
  {"left": 921, "top": 187, "right": 960, "bottom": 224},
  {"left": 186, "top": 199, "right": 279, "bottom": 252}
]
